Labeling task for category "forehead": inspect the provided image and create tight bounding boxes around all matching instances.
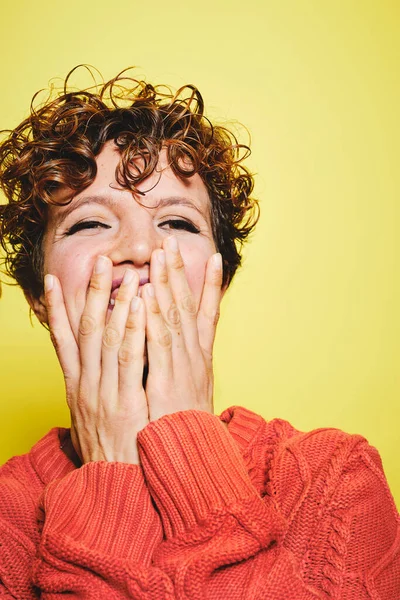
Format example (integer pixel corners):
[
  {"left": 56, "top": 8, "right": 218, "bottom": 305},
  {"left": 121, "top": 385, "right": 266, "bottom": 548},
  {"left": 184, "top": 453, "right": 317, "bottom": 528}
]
[{"left": 48, "top": 142, "right": 211, "bottom": 222}]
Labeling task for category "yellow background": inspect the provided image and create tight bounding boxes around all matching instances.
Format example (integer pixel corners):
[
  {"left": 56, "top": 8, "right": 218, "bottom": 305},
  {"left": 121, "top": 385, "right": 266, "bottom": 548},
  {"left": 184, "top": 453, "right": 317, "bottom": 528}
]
[{"left": 0, "top": 1, "right": 398, "bottom": 504}]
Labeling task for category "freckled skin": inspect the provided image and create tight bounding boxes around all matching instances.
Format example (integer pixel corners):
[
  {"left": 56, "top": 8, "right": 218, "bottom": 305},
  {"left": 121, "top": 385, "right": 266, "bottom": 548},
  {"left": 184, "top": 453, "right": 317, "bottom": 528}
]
[{"left": 39, "top": 143, "right": 217, "bottom": 347}]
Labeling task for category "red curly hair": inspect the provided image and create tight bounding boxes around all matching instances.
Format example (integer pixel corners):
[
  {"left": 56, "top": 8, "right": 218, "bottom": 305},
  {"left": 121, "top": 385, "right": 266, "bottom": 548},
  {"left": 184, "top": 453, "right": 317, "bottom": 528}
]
[{"left": 0, "top": 66, "right": 259, "bottom": 300}]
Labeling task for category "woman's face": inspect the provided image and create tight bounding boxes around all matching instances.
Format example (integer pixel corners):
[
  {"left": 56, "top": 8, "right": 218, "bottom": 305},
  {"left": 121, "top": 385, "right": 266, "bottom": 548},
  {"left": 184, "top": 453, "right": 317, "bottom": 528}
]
[{"left": 36, "top": 141, "right": 218, "bottom": 341}]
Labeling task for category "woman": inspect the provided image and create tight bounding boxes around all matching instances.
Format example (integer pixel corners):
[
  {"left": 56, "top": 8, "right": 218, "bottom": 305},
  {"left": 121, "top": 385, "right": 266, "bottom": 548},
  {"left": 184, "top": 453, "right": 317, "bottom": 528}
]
[{"left": 0, "top": 68, "right": 399, "bottom": 599}]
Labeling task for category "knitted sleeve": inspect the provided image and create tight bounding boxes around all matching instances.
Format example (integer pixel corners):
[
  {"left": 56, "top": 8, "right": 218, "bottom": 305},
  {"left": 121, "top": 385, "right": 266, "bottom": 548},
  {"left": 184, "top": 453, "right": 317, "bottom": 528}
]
[
  {"left": 0, "top": 461, "right": 178, "bottom": 598},
  {"left": 32, "top": 462, "right": 178, "bottom": 598},
  {"left": 304, "top": 439, "right": 400, "bottom": 598},
  {"left": 137, "top": 410, "right": 323, "bottom": 599}
]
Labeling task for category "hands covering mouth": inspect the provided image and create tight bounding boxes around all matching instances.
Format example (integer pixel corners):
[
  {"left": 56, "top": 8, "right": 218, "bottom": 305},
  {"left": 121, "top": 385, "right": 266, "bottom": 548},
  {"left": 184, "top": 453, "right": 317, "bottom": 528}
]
[
  {"left": 109, "top": 274, "right": 150, "bottom": 307},
  {"left": 44, "top": 235, "right": 223, "bottom": 465}
]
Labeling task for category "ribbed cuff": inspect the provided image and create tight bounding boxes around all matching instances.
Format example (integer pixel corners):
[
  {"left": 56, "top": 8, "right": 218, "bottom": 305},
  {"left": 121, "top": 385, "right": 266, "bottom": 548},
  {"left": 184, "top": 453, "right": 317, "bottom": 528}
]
[
  {"left": 137, "top": 410, "right": 260, "bottom": 539},
  {"left": 42, "top": 462, "right": 162, "bottom": 564},
  {"left": 219, "top": 406, "right": 267, "bottom": 453}
]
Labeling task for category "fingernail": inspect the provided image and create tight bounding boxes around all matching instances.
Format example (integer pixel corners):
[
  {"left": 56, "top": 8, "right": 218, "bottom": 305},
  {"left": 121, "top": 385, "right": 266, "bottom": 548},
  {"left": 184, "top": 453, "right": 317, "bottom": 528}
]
[
  {"left": 212, "top": 253, "right": 222, "bottom": 269},
  {"left": 44, "top": 274, "right": 54, "bottom": 292},
  {"left": 130, "top": 296, "right": 140, "bottom": 312},
  {"left": 123, "top": 269, "right": 134, "bottom": 285},
  {"left": 94, "top": 256, "right": 108, "bottom": 274},
  {"left": 157, "top": 250, "right": 166, "bottom": 265},
  {"left": 146, "top": 283, "right": 155, "bottom": 297},
  {"left": 167, "top": 236, "right": 178, "bottom": 252}
]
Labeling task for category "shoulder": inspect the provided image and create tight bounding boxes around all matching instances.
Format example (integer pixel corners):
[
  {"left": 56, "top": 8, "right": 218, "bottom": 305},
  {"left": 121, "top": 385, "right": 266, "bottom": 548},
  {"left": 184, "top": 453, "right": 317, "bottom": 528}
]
[
  {"left": 274, "top": 423, "right": 370, "bottom": 481},
  {"left": 0, "top": 450, "right": 41, "bottom": 509},
  {"left": 0, "top": 427, "right": 65, "bottom": 484},
  {"left": 227, "top": 409, "right": 400, "bottom": 592},
  {"left": 0, "top": 428, "right": 72, "bottom": 537},
  {"left": 268, "top": 423, "right": 372, "bottom": 515},
  {"left": 221, "top": 406, "right": 394, "bottom": 516},
  {"left": 267, "top": 424, "right": 399, "bottom": 596},
  {"left": 221, "top": 404, "right": 368, "bottom": 472},
  {"left": 0, "top": 446, "right": 41, "bottom": 546}
]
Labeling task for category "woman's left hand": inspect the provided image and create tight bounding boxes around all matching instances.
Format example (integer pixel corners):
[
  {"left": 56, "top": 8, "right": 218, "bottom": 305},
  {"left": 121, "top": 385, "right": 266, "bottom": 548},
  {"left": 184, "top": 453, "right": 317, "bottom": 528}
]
[{"left": 143, "top": 236, "right": 223, "bottom": 422}]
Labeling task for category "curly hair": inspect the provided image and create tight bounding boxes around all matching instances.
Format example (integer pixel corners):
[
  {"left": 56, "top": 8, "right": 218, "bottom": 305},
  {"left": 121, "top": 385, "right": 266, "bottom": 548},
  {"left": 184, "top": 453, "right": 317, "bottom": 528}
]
[{"left": 0, "top": 66, "right": 259, "bottom": 301}]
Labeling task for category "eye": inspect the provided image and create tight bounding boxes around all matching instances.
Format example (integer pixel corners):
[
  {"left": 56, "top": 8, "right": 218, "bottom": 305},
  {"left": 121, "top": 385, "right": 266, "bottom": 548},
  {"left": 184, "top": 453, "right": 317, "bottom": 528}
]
[
  {"left": 159, "top": 219, "right": 200, "bottom": 234},
  {"left": 65, "top": 221, "right": 111, "bottom": 235}
]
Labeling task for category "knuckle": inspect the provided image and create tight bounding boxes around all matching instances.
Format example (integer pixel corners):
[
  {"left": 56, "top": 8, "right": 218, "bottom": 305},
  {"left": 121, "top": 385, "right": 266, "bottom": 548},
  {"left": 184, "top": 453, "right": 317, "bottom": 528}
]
[
  {"left": 171, "top": 254, "right": 185, "bottom": 270},
  {"left": 115, "top": 289, "right": 131, "bottom": 304},
  {"left": 167, "top": 302, "right": 180, "bottom": 326},
  {"left": 125, "top": 312, "right": 140, "bottom": 331},
  {"left": 159, "top": 270, "right": 169, "bottom": 285},
  {"left": 181, "top": 294, "right": 196, "bottom": 315},
  {"left": 102, "top": 326, "right": 121, "bottom": 348},
  {"left": 118, "top": 343, "right": 135, "bottom": 365},
  {"left": 79, "top": 315, "right": 97, "bottom": 336},
  {"left": 150, "top": 299, "right": 161, "bottom": 315},
  {"left": 158, "top": 329, "right": 172, "bottom": 348},
  {"left": 89, "top": 276, "right": 104, "bottom": 293}
]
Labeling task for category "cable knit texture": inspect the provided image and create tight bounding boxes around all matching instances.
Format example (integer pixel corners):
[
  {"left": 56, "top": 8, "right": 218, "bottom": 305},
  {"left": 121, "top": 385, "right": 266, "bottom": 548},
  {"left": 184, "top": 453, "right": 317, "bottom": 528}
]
[{"left": 0, "top": 406, "right": 399, "bottom": 599}]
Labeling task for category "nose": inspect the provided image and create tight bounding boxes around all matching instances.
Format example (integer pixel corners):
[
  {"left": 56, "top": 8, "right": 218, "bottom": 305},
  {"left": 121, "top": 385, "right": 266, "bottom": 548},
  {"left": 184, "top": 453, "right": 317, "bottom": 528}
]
[{"left": 107, "top": 208, "right": 161, "bottom": 270}]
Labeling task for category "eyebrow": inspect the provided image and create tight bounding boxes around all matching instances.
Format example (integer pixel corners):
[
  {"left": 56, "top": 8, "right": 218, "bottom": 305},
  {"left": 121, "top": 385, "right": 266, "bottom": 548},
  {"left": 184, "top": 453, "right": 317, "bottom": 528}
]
[{"left": 54, "top": 194, "right": 207, "bottom": 226}]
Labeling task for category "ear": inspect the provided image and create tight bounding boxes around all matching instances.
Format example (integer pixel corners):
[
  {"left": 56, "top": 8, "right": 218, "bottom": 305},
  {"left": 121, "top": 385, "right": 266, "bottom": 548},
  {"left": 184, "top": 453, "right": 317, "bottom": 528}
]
[{"left": 25, "top": 291, "right": 49, "bottom": 325}]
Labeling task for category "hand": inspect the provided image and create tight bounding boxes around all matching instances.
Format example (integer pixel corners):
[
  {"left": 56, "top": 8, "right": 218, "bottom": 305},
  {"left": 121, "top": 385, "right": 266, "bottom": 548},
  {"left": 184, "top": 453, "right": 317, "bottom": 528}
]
[
  {"left": 44, "top": 258, "right": 149, "bottom": 465},
  {"left": 142, "top": 236, "right": 223, "bottom": 422}
]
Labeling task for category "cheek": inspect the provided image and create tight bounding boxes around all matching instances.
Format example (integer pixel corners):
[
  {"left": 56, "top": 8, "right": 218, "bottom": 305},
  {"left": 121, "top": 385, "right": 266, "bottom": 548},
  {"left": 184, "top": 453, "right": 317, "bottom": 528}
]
[
  {"left": 185, "top": 267, "right": 204, "bottom": 301},
  {"left": 182, "top": 247, "right": 213, "bottom": 304},
  {"left": 45, "top": 251, "right": 94, "bottom": 328}
]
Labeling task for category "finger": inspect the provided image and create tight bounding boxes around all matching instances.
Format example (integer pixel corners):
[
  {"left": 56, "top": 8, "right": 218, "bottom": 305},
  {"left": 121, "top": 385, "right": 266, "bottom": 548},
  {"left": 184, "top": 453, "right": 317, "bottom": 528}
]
[
  {"left": 150, "top": 246, "right": 196, "bottom": 383},
  {"left": 161, "top": 237, "right": 200, "bottom": 354},
  {"left": 196, "top": 253, "right": 223, "bottom": 363},
  {"left": 44, "top": 274, "right": 80, "bottom": 387},
  {"left": 118, "top": 295, "right": 147, "bottom": 406},
  {"left": 100, "top": 269, "right": 140, "bottom": 406},
  {"left": 79, "top": 255, "right": 112, "bottom": 381},
  {"left": 143, "top": 283, "right": 174, "bottom": 377},
  {"left": 150, "top": 248, "right": 182, "bottom": 335}
]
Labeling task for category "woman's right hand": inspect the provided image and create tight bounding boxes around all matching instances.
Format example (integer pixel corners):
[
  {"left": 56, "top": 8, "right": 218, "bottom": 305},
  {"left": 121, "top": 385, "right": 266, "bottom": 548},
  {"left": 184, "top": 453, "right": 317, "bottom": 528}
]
[{"left": 44, "top": 256, "right": 149, "bottom": 465}]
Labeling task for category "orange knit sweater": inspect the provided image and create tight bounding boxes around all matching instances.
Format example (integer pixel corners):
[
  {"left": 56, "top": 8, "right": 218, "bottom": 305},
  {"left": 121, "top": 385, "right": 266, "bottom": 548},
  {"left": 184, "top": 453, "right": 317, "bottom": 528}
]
[{"left": 0, "top": 406, "right": 399, "bottom": 599}]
